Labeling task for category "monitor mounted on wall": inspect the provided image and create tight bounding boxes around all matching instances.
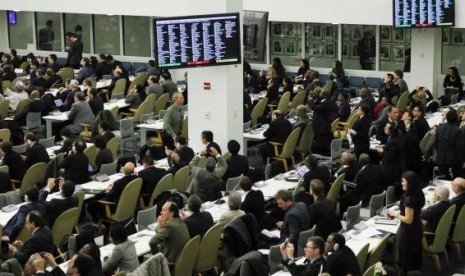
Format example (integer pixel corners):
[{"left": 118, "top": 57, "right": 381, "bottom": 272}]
[
  {"left": 153, "top": 13, "right": 241, "bottom": 69},
  {"left": 393, "top": 0, "right": 455, "bottom": 28}
]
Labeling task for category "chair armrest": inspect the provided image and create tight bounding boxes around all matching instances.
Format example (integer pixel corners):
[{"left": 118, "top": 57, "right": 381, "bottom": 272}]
[
  {"left": 97, "top": 200, "right": 116, "bottom": 205},
  {"left": 269, "top": 141, "right": 283, "bottom": 156},
  {"left": 97, "top": 200, "right": 115, "bottom": 218},
  {"left": 120, "top": 112, "right": 134, "bottom": 118},
  {"left": 423, "top": 231, "right": 435, "bottom": 236},
  {"left": 129, "top": 108, "right": 138, "bottom": 113}
]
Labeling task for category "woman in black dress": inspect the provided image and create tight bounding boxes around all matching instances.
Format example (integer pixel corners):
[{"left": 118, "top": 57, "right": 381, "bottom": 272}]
[
  {"left": 350, "top": 104, "right": 371, "bottom": 159},
  {"left": 389, "top": 171, "right": 425, "bottom": 273}
]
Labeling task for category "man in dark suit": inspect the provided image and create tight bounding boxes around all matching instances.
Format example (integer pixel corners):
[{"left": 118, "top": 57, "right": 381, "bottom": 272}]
[
  {"left": 307, "top": 90, "right": 337, "bottom": 155},
  {"left": 57, "top": 139, "right": 90, "bottom": 184},
  {"left": 223, "top": 139, "right": 249, "bottom": 181},
  {"left": 89, "top": 162, "right": 137, "bottom": 222},
  {"left": 165, "top": 135, "right": 194, "bottom": 167},
  {"left": 31, "top": 68, "right": 48, "bottom": 89},
  {"left": 11, "top": 210, "right": 57, "bottom": 266},
  {"left": 0, "top": 141, "right": 26, "bottom": 181},
  {"left": 336, "top": 91, "right": 351, "bottom": 122},
  {"left": 14, "top": 90, "right": 44, "bottom": 127},
  {"left": 260, "top": 110, "right": 293, "bottom": 162},
  {"left": 239, "top": 176, "right": 265, "bottom": 226},
  {"left": 275, "top": 189, "right": 310, "bottom": 246},
  {"left": 435, "top": 109, "right": 461, "bottom": 179},
  {"left": 376, "top": 106, "right": 406, "bottom": 144},
  {"left": 308, "top": 179, "right": 342, "bottom": 240},
  {"left": 66, "top": 32, "right": 83, "bottom": 69},
  {"left": 21, "top": 133, "right": 50, "bottom": 169},
  {"left": 324, "top": 233, "right": 360, "bottom": 276},
  {"left": 4, "top": 187, "right": 45, "bottom": 241},
  {"left": 94, "top": 54, "right": 112, "bottom": 81},
  {"left": 334, "top": 152, "right": 358, "bottom": 182},
  {"left": 303, "top": 155, "right": 333, "bottom": 193},
  {"left": 421, "top": 185, "right": 452, "bottom": 232},
  {"left": 200, "top": 130, "right": 222, "bottom": 158},
  {"left": 87, "top": 88, "right": 104, "bottom": 117},
  {"left": 9, "top": 49, "right": 21, "bottom": 69},
  {"left": 340, "top": 154, "right": 384, "bottom": 214},
  {"left": 138, "top": 155, "right": 167, "bottom": 206},
  {"left": 99, "top": 121, "right": 116, "bottom": 143},
  {"left": 182, "top": 194, "right": 213, "bottom": 238},
  {"left": 105, "top": 162, "right": 137, "bottom": 205},
  {"left": 39, "top": 178, "right": 79, "bottom": 227},
  {"left": 450, "top": 177, "right": 465, "bottom": 221},
  {"left": 65, "top": 92, "right": 95, "bottom": 135},
  {"left": 280, "top": 236, "right": 326, "bottom": 276},
  {"left": 46, "top": 68, "right": 62, "bottom": 89},
  {"left": 412, "top": 105, "right": 430, "bottom": 141}
]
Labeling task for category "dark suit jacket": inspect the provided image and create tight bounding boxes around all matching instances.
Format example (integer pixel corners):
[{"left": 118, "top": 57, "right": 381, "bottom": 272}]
[
  {"left": 281, "top": 202, "right": 310, "bottom": 245},
  {"left": 47, "top": 74, "right": 63, "bottom": 89},
  {"left": 381, "top": 132, "right": 406, "bottom": 184},
  {"left": 450, "top": 192, "right": 465, "bottom": 221},
  {"left": 435, "top": 122, "right": 461, "bottom": 166},
  {"left": 309, "top": 198, "right": 341, "bottom": 240},
  {"left": 14, "top": 226, "right": 56, "bottom": 266},
  {"left": 138, "top": 166, "right": 168, "bottom": 197},
  {"left": 103, "top": 131, "right": 116, "bottom": 143},
  {"left": 94, "top": 61, "right": 112, "bottom": 80},
  {"left": 39, "top": 190, "right": 79, "bottom": 227},
  {"left": 241, "top": 190, "right": 265, "bottom": 223},
  {"left": 307, "top": 99, "right": 336, "bottom": 150},
  {"left": 264, "top": 117, "right": 293, "bottom": 144},
  {"left": 224, "top": 154, "right": 249, "bottom": 180},
  {"left": 2, "top": 150, "right": 26, "bottom": 181},
  {"left": 283, "top": 256, "right": 326, "bottom": 276},
  {"left": 324, "top": 246, "right": 361, "bottom": 276},
  {"left": 106, "top": 175, "right": 138, "bottom": 204},
  {"left": 58, "top": 152, "right": 90, "bottom": 184},
  {"left": 354, "top": 164, "right": 385, "bottom": 205},
  {"left": 89, "top": 97, "right": 104, "bottom": 117},
  {"left": 68, "top": 39, "right": 83, "bottom": 67},
  {"left": 420, "top": 201, "right": 452, "bottom": 232},
  {"left": 184, "top": 211, "right": 214, "bottom": 238},
  {"left": 303, "top": 165, "right": 333, "bottom": 193},
  {"left": 31, "top": 76, "right": 48, "bottom": 89},
  {"left": 95, "top": 148, "right": 113, "bottom": 172},
  {"left": 413, "top": 116, "right": 430, "bottom": 141},
  {"left": 25, "top": 142, "right": 50, "bottom": 169},
  {"left": 351, "top": 116, "right": 371, "bottom": 155},
  {"left": 4, "top": 202, "right": 45, "bottom": 240},
  {"left": 336, "top": 164, "right": 358, "bottom": 183}
]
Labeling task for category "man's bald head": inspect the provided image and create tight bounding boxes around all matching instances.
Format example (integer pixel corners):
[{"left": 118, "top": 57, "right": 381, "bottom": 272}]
[
  {"left": 123, "top": 162, "right": 135, "bottom": 175},
  {"left": 452, "top": 177, "right": 465, "bottom": 194}
]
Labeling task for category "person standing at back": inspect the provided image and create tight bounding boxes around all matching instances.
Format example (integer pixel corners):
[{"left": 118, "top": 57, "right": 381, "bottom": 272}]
[{"left": 66, "top": 32, "right": 83, "bottom": 69}]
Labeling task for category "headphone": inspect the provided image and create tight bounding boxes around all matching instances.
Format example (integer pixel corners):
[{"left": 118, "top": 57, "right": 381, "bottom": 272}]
[{"left": 332, "top": 233, "right": 345, "bottom": 251}]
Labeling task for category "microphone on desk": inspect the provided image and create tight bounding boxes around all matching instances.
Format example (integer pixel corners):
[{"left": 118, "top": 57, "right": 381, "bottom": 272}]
[{"left": 50, "top": 80, "right": 62, "bottom": 89}]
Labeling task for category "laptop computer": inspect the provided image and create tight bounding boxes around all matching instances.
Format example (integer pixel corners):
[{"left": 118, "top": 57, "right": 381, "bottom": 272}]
[{"left": 54, "top": 99, "right": 63, "bottom": 108}]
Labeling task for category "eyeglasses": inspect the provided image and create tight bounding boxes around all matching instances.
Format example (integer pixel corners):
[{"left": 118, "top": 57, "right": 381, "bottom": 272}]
[{"left": 305, "top": 245, "right": 317, "bottom": 249}]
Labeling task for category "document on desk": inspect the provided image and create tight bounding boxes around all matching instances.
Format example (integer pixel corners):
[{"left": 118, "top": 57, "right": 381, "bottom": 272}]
[
  {"left": 350, "top": 228, "right": 382, "bottom": 240},
  {"left": 261, "top": 229, "right": 281, "bottom": 239}
]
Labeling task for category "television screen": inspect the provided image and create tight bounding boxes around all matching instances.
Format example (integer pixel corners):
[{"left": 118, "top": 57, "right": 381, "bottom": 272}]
[
  {"left": 8, "top": 11, "right": 17, "bottom": 25},
  {"left": 243, "top": 11, "right": 268, "bottom": 63},
  {"left": 154, "top": 13, "right": 241, "bottom": 69},
  {"left": 393, "top": 0, "right": 455, "bottom": 28}
]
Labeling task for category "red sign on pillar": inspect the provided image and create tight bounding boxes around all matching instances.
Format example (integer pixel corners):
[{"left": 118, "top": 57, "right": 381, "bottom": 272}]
[{"left": 203, "top": 82, "right": 211, "bottom": 90}]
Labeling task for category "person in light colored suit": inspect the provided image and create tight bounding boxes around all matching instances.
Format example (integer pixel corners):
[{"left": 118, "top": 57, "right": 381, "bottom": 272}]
[{"left": 66, "top": 92, "right": 95, "bottom": 134}]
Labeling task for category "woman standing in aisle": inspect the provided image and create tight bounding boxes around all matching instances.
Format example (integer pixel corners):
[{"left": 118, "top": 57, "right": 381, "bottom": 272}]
[{"left": 389, "top": 171, "right": 425, "bottom": 274}]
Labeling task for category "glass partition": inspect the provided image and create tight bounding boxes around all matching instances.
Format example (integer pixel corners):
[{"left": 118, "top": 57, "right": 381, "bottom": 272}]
[
  {"left": 123, "top": 16, "right": 151, "bottom": 57},
  {"left": 93, "top": 15, "right": 121, "bottom": 55},
  {"left": 8, "top": 11, "right": 34, "bottom": 50}
]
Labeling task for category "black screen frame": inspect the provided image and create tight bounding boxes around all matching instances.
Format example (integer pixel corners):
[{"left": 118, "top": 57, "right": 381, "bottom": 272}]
[
  {"left": 393, "top": 0, "right": 455, "bottom": 29},
  {"left": 153, "top": 12, "right": 242, "bottom": 69}
]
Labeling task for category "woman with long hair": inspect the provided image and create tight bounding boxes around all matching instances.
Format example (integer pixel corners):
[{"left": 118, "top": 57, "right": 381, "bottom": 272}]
[{"left": 389, "top": 171, "right": 425, "bottom": 274}]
